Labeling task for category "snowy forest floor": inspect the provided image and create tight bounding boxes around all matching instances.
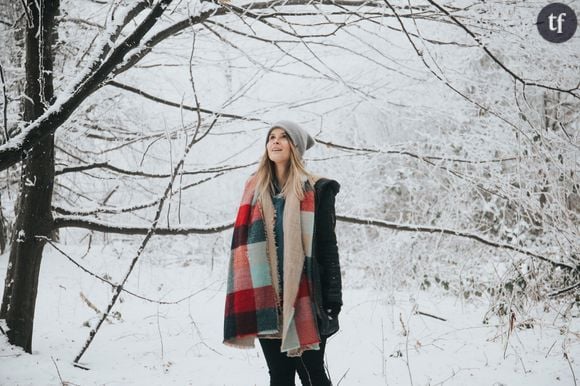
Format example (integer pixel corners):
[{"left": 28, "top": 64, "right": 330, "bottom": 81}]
[{"left": 0, "top": 240, "right": 578, "bottom": 386}]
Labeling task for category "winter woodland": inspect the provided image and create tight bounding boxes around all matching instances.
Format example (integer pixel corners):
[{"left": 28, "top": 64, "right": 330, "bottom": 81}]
[{"left": 0, "top": 0, "right": 578, "bottom": 384}]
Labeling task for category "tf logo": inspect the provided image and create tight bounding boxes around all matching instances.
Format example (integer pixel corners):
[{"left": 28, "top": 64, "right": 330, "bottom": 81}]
[{"left": 537, "top": 3, "right": 578, "bottom": 43}]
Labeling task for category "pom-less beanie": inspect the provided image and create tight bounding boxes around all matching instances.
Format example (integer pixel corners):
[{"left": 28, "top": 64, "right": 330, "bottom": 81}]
[{"left": 266, "top": 120, "right": 315, "bottom": 158}]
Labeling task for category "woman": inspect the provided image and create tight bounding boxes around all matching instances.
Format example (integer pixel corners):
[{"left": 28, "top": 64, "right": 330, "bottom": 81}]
[{"left": 223, "top": 120, "right": 343, "bottom": 386}]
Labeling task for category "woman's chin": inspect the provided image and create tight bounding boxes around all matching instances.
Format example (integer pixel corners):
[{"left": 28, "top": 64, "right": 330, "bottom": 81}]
[{"left": 269, "top": 156, "right": 289, "bottom": 164}]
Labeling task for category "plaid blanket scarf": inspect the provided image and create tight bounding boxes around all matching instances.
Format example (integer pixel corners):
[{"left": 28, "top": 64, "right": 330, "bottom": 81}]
[{"left": 223, "top": 174, "right": 320, "bottom": 356}]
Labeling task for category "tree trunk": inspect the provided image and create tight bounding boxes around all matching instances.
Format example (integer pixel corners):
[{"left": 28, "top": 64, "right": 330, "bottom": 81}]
[{"left": 0, "top": 0, "right": 58, "bottom": 353}]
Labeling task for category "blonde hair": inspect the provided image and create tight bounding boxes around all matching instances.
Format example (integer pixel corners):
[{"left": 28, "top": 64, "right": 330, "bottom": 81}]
[{"left": 255, "top": 139, "right": 314, "bottom": 203}]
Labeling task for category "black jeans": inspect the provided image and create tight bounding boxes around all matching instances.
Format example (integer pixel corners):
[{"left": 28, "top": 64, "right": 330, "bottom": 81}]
[{"left": 258, "top": 336, "right": 332, "bottom": 386}]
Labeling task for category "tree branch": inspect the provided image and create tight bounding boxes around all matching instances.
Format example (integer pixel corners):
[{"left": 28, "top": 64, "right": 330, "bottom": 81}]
[
  {"left": 53, "top": 212, "right": 577, "bottom": 272},
  {"left": 53, "top": 171, "right": 230, "bottom": 215},
  {"left": 107, "top": 80, "right": 263, "bottom": 122},
  {"left": 55, "top": 160, "right": 256, "bottom": 177},
  {"left": 549, "top": 281, "right": 580, "bottom": 298},
  {"left": 53, "top": 216, "right": 233, "bottom": 235},
  {"left": 316, "top": 139, "right": 517, "bottom": 164},
  {"left": 337, "top": 214, "right": 577, "bottom": 272},
  {"left": 41, "top": 236, "right": 213, "bottom": 305}
]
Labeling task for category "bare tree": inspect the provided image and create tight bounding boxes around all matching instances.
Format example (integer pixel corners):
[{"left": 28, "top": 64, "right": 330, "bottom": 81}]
[{"left": 0, "top": 0, "right": 59, "bottom": 353}]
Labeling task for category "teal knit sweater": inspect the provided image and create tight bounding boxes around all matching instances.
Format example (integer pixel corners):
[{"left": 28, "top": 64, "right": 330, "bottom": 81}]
[{"left": 272, "top": 184, "right": 285, "bottom": 295}]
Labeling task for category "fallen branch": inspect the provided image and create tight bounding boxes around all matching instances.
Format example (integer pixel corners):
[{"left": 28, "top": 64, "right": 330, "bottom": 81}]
[
  {"left": 416, "top": 310, "right": 447, "bottom": 322},
  {"left": 564, "top": 352, "right": 577, "bottom": 386},
  {"left": 50, "top": 356, "right": 65, "bottom": 386}
]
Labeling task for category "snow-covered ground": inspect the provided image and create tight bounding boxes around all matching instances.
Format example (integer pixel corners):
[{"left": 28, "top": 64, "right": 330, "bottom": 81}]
[{"left": 1, "top": 239, "right": 577, "bottom": 385}]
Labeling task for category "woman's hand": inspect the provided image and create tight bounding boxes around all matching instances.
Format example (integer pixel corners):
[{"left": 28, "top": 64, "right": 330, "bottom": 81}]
[{"left": 324, "top": 302, "right": 342, "bottom": 319}]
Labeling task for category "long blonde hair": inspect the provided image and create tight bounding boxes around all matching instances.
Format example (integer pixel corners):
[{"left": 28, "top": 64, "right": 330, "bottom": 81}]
[{"left": 255, "top": 139, "right": 314, "bottom": 203}]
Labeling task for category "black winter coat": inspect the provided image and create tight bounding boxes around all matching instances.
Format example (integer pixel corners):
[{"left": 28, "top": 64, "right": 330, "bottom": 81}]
[{"left": 312, "top": 178, "right": 342, "bottom": 337}]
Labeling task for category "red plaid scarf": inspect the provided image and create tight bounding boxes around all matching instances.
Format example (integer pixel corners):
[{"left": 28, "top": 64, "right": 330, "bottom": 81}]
[{"left": 223, "top": 175, "right": 320, "bottom": 356}]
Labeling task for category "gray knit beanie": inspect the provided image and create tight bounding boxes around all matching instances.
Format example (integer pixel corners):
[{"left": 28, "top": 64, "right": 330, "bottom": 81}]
[{"left": 266, "top": 120, "right": 315, "bottom": 158}]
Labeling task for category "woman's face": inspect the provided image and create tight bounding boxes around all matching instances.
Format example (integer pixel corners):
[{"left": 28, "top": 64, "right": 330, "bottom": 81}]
[{"left": 267, "top": 128, "right": 292, "bottom": 166}]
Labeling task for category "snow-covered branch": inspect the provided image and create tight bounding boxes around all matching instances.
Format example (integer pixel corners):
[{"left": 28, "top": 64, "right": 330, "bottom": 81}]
[
  {"left": 55, "top": 160, "right": 256, "bottom": 178},
  {"left": 54, "top": 213, "right": 577, "bottom": 272},
  {"left": 107, "top": 81, "right": 263, "bottom": 122},
  {"left": 337, "top": 214, "right": 577, "bottom": 272},
  {"left": 53, "top": 216, "right": 234, "bottom": 235},
  {"left": 0, "top": 0, "right": 174, "bottom": 171}
]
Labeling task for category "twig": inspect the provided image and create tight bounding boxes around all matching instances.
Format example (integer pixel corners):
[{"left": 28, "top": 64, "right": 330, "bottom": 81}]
[
  {"left": 432, "top": 368, "right": 464, "bottom": 386},
  {"left": 0, "top": 353, "right": 22, "bottom": 358},
  {"left": 19, "top": 0, "right": 32, "bottom": 27},
  {"left": 564, "top": 352, "right": 577, "bottom": 386},
  {"left": 545, "top": 340, "right": 557, "bottom": 358},
  {"left": 41, "top": 236, "right": 216, "bottom": 305},
  {"left": 50, "top": 356, "right": 65, "bottom": 386},
  {"left": 416, "top": 310, "right": 447, "bottom": 322},
  {"left": 156, "top": 306, "right": 164, "bottom": 361},
  {"left": 399, "top": 312, "right": 408, "bottom": 336},
  {"left": 80, "top": 292, "right": 113, "bottom": 324},
  {"left": 503, "top": 300, "right": 516, "bottom": 360},
  {"left": 336, "top": 368, "right": 349, "bottom": 386},
  {"left": 403, "top": 309, "right": 414, "bottom": 386},
  {"left": 381, "top": 318, "right": 386, "bottom": 378},
  {"left": 0, "top": 63, "right": 8, "bottom": 143},
  {"left": 72, "top": 362, "right": 89, "bottom": 371}
]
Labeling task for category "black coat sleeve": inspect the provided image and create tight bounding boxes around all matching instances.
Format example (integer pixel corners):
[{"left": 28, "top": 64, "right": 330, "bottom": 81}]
[{"left": 315, "top": 179, "right": 342, "bottom": 307}]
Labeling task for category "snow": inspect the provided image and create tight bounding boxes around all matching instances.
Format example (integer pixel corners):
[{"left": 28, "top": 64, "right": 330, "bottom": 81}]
[{"left": 0, "top": 241, "right": 577, "bottom": 385}]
